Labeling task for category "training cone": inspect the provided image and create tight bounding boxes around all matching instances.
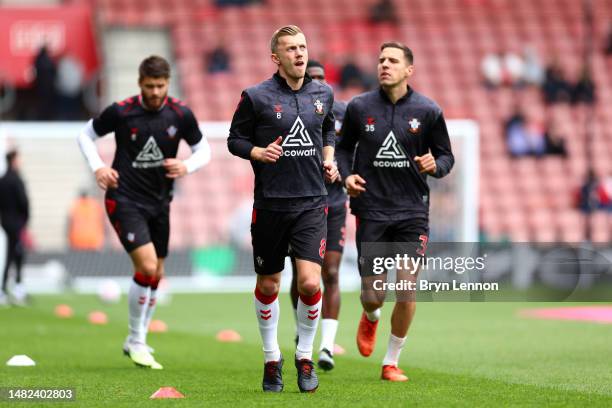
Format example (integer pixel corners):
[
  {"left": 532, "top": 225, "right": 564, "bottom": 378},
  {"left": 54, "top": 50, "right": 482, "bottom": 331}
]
[
  {"left": 6, "top": 355, "right": 36, "bottom": 366},
  {"left": 88, "top": 311, "right": 108, "bottom": 325},
  {"left": 54, "top": 304, "right": 73, "bottom": 318},
  {"left": 334, "top": 344, "right": 346, "bottom": 355},
  {"left": 216, "top": 329, "right": 241, "bottom": 343},
  {"left": 150, "top": 387, "right": 184, "bottom": 399},
  {"left": 149, "top": 319, "right": 168, "bottom": 333}
]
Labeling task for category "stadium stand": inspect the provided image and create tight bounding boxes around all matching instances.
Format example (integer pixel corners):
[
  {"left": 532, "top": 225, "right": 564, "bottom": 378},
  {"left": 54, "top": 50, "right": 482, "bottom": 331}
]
[{"left": 47, "top": 0, "right": 612, "bottom": 244}]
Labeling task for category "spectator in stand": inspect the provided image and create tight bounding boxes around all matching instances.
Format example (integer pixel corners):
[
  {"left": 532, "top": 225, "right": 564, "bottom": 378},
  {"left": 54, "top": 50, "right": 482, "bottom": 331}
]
[
  {"left": 505, "top": 107, "right": 529, "bottom": 156},
  {"left": 578, "top": 170, "right": 600, "bottom": 213},
  {"left": 481, "top": 52, "right": 503, "bottom": 88},
  {"left": 604, "top": 22, "right": 612, "bottom": 56},
  {"left": 542, "top": 61, "right": 572, "bottom": 104},
  {"left": 33, "top": 46, "right": 57, "bottom": 120},
  {"left": 522, "top": 46, "right": 544, "bottom": 86},
  {"left": 339, "top": 58, "right": 366, "bottom": 90},
  {"left": 503, "top": 51, "right": 525, "bottom": 88},
  {"left": 598, "top": 173, "right": 612, "bottom": 211},
  {"left": 369, "top": 0, "right": 398, "bottom": 24},
  {"left": 67, "top": 190, "right": 105, "bottom": 251},
  {"left": 505, "top": 106, "right": 525, "bottom": 132},
  {"left": 572, "top": 66, "right": 595, "bottom": 105},
  {"left": 504, "top": 107, "right": 546, "bottom": 157},
  {"left": 206, "top": 42, "right": 232, "bottom": 74},
  {"left": 543, "top": 120, "right": 567, "bottom": 157},
  {"left": 481, "top": 50, "right": 527, "bottom": 88},
  {"left": 55, "top": 54, "right": 85, "bottom": 120}
]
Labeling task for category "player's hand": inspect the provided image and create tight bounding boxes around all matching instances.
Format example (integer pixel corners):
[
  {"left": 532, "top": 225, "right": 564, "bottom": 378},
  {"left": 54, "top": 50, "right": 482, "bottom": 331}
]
[
  {"left": 345, "top": 174, "right": 366, "bottom": 197},
  {"left": 95, "top": 167, "right": 119, "bottom": 190},
  {"left": 252, "top": 136, "right": 283, "bottom": 163},
  {"left": 323, "top": 160, "right": 339, "bottom": 183},
  {"left": 163, "top": 159, "right": 187, "bottom": 179},
  {"left": 414, "top": 153, "right": 437, "bottom": 175}
]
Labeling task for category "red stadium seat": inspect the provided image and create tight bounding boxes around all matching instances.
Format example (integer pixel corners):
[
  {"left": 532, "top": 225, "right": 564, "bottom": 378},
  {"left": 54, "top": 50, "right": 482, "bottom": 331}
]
[{"left": 89, "top": 0, "right": 612, "bottom": 246}]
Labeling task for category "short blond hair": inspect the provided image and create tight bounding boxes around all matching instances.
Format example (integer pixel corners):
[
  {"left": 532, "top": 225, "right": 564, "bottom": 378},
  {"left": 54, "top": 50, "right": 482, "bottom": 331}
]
[{"left": 270, "top": 25, "right": 303, "bottom": 53}]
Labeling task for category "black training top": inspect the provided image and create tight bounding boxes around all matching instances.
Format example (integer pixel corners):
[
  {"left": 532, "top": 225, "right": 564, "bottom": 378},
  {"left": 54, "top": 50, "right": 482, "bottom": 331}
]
[
  {"left": 228, "top": 72, "right": 335, "bottom": 211},
  {"left": 336, "top": 86, "right": 454, "bottom": 221},
  {"left": 92, "top": 95, "right": 203, "bottom": 205},
  {"left": 326, "top": 100, "right": 348, "bottom": 209}
]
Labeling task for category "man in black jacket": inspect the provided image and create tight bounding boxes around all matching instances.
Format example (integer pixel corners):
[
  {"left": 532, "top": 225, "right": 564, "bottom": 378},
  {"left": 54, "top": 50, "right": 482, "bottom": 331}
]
[
  {"left": 228, "top": 25, "right": 338, "bottom": 393},
  {"left": 337, "top": 42, "right": 454, "bottom": 382},
  {"left": 77, "top": 55, "right": 210, "bottom": 370},
  {"left": 0, "top": 149, "right": 30, "bottom": 306},
  {"left": 289, "top": 59, "right": 347, "bottom": 372}
]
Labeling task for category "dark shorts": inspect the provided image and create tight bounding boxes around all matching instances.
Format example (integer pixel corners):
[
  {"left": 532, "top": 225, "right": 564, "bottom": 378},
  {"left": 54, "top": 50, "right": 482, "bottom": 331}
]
[
  {"left": 251, "top": 207, "right": 327, "bottom": 275},
  {"left": 104, "top": 192, "right": 170, "bottom": 258},
  {"left": 326, "top": 204, "right": 347, "bottom": 254},
  {"left": 355, "top": 217, "right": 429, "bottom": 277}
]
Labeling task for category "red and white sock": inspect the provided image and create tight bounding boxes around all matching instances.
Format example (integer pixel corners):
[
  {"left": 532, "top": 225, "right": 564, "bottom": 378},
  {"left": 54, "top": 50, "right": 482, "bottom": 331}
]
[
  {"left": 128, "top": 271, "right": 150, "bottom": 344},
  {"left": 296, "top": 289, "right": 322, "bottom": 360},
  {"left": 254, "top": 287, "right": 281, "bottom": 362},
  {"left": 382, "top": 333, "right": 406, "bottom": 366},
  {"left": 143, "top": 277, "right": 160, "bottom": 343}
]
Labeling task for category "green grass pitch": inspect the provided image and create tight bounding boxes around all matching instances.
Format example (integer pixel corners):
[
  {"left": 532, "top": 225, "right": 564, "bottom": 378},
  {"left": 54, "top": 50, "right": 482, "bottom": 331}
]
[{"left": 1, "top": 293, "right": 612, "bottom": 407}]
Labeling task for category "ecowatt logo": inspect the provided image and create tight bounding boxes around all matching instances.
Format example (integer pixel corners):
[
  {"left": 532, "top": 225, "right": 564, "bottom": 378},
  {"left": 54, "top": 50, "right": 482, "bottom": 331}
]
[
  {"left": 373, "top": 131, "right": 410, "bottom": 168},
  {"left": 281, "top": 116, "right": 316, "bottom": 157}
]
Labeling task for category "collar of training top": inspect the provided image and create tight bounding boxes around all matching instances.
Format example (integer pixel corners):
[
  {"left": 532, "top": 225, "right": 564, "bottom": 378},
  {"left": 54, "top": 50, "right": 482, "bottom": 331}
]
[
  {"left": 378, "top": 85, "right": 414, "bottom": 104},
  {"left": 273, "top": 71, "right": 313, "bottom": 92}
]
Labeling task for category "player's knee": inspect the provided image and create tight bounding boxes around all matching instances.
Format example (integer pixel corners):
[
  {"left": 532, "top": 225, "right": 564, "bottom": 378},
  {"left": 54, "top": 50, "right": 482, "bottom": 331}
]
[
  {"left": 361, "top": 293, "right": 384, "bottom": 309},
  {"left": 322, "top": 268, "right": 339, "bottom": 288},
  {"left": 139, "top": 259, "right": 158, "bottom": 277},
  {"left": 363, "top": 300, "right": 384, "bottom": 310},
  {"left": 257, "top": 278, "right": 280, "bottom": 296},
  {"left": 298, "top": 278, "right": 320, "bottom": 296}
]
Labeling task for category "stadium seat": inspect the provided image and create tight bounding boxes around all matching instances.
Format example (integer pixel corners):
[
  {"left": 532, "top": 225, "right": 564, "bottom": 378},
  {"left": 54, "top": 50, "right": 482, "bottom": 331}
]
[{"left": 90, "top": 0, "right": 611, "bottom": 247}]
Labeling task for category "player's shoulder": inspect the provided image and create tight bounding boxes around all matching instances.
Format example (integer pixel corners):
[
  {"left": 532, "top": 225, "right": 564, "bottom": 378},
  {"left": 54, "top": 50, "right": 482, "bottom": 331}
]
[
  {"left": 409, "top": 89, "right": 442, "bottom": 115},
  {"left": 245, "top": 77, "right": 276, "bottom": 97},
  {"left": 241, "top": 78, "right": 279, "bottom": 110},
  {"left": 347, "top": 90, "right": 378, "bottom": 111},
  {"left": 116, "top": 95, "right": 138, "bottom": 107},
  {"left": 333, "top": 99, "right": 347, "bottom": 112},
  {"left": 310, "top": 79, "right": 334, "bottom": 95},
  {"left": 166, "top": 96, "right": 195, "bottom": 119},
  {"left": 112, "top": 95, "right": 140, "bottom": 115}
]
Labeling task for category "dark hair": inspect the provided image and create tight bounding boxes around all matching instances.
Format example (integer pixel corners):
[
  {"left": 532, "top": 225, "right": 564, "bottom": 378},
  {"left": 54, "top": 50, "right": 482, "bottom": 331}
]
[
  {"left": 307, "top": 60, "right": 324, "bottom": 70},
  {"left": 6, "top": 149, "right": 17, "bottom": 167},
  {"left": 380, "top": 42, "right": 414, "bottom": 64},
  {"left": 138, "top": 55, "right": 171, "bottom": 80}
]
